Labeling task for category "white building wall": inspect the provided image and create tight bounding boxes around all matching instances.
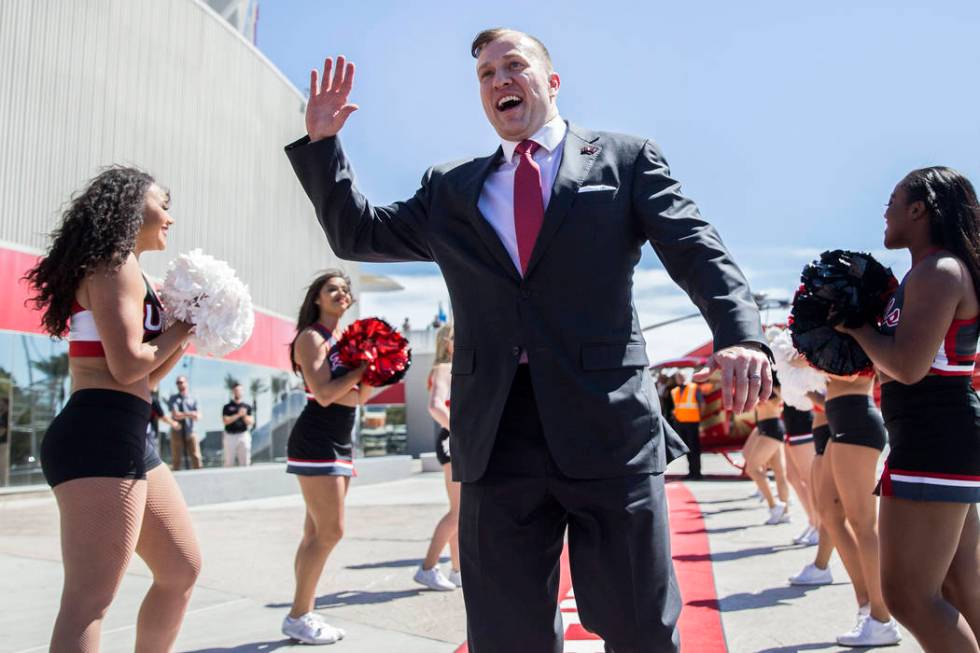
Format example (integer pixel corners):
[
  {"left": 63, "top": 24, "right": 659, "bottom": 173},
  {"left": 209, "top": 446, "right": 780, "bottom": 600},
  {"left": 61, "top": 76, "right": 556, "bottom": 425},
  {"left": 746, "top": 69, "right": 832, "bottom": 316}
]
[{"left": 0, "top": 0, "right": 352, "bottom": 318}]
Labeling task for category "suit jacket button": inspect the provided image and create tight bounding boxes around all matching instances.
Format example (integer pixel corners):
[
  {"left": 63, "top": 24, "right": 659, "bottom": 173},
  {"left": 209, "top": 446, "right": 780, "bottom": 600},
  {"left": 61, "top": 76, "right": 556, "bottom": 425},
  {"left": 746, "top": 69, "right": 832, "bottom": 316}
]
[
  {"left": 520, "top": 288, "right": 531, "bottom": 299},
  {"left": 511, "top": 346, "right": 521, "bottom": 356}
]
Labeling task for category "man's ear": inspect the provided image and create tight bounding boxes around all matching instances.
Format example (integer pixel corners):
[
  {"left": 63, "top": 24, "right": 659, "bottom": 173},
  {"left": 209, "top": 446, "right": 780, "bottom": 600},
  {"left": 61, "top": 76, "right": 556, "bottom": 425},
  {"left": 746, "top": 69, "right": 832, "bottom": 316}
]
[{"left": 549, "top": 72, "right": 561, "bottom": 99}]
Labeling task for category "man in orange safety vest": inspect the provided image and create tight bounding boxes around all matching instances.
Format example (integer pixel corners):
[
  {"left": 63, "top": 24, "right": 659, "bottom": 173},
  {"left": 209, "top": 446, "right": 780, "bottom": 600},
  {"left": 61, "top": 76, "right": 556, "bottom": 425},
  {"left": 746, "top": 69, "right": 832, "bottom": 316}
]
[{"left": 670, "top": 372, "right": 703, "bottom": 479}]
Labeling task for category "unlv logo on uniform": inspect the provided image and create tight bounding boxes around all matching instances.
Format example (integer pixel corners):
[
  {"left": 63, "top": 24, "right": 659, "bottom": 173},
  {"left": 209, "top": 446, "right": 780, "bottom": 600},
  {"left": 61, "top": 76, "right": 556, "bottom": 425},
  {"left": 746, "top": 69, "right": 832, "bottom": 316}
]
[
  {"left": 144, "top": 302, "right": 163, "bottom": 333},
  {"left": 883, "top": 297, "right": 900, "bottom": 328}
]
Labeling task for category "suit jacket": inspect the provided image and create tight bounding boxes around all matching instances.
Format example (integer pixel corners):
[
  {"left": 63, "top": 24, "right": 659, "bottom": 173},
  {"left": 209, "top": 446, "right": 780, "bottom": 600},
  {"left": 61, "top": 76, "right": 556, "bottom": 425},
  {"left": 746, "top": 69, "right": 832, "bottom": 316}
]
[{"left": 286, "top": 122, "right": 766, "bottom": 482}]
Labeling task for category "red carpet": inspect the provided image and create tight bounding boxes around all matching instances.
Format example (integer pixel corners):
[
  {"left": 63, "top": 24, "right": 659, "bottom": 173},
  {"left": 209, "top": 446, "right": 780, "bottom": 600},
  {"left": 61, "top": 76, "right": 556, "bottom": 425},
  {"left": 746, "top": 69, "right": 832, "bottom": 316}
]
[
  {"left": 667, "top": 480, "right": 728, "bottom": 652},
  {"left": 455, "top": 482, "right": 726, "bottom": 652}
]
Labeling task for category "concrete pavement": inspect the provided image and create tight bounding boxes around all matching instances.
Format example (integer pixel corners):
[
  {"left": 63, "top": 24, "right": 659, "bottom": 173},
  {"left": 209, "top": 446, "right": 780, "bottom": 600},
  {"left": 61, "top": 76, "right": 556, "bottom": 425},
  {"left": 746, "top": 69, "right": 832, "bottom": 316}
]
[{"left": 1, "top": 456, "right": 927, "bottom": 652}]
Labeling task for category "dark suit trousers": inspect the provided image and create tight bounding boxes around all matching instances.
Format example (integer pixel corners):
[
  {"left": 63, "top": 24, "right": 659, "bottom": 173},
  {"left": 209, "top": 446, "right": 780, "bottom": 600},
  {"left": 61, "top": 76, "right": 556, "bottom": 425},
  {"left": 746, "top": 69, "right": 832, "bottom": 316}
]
[
  {"left": 675, "top": 421, "right": 701, "bottom": 477},
  {"left": 459, "top": 367, "right": 682, "bottom": 652}
]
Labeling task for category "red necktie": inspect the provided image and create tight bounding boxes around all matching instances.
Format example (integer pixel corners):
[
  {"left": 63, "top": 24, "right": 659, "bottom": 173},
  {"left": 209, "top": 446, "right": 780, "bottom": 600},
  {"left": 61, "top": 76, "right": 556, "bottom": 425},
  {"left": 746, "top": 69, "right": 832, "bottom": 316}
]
[{"left": 513, "top": 139, "right": 544, "bottom": 275}]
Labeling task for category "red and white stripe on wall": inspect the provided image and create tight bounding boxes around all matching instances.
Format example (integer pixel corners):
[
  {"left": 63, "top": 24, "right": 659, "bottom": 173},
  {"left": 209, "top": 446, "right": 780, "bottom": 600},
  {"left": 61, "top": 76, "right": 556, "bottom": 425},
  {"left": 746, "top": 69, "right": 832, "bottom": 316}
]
[{"left": 0, "top": 244, "right": 296, "bottom": 372}]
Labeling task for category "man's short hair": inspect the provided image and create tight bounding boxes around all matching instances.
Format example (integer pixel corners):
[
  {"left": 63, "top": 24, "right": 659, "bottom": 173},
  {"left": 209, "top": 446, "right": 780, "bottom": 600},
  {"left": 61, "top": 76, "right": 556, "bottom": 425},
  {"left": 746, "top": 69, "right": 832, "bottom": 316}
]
[{"left": 470, "top": 28, "right": 553, "bottom": 71}]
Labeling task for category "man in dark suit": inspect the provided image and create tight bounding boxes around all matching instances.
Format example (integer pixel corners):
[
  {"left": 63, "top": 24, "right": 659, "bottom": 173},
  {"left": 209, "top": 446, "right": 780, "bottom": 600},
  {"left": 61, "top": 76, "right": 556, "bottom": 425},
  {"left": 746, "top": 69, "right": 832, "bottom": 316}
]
[{"left": 286, "top": 28, "right": 772, "bottom": 652}]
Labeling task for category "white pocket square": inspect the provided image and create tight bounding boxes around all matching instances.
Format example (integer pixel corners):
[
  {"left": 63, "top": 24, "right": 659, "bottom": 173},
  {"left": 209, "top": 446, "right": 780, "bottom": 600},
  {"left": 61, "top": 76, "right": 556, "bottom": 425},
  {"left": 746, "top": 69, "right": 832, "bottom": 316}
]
[{"left": 578, "top": 184, "right": 617, "bottom": 193}]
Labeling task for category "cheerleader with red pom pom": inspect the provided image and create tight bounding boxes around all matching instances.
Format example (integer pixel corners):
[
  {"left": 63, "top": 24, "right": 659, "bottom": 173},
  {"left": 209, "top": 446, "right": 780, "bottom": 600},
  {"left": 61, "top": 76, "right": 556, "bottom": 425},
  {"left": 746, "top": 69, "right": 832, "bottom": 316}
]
[{"left": 281, "top": 270, "right": 371, "bottom": 645}]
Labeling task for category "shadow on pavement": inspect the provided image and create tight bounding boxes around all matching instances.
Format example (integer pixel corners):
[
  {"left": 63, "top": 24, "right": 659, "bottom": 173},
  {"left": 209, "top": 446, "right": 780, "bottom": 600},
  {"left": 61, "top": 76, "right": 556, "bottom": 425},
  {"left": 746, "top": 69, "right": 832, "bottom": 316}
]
[
  {"left": 673, "top": 524, "right": 759, "bottom": 536},
  {"left": 753, "top": 642, "right": 849, "bottom": 652},
  {"left": 694, "top": 585, "right": 815, "bottom": 611},
  {"left": 674, "top": 544, "right": 792, "bottom": 563},
  {"left": 695, "top": 495, "right": 756, "bottom": 504},
  {"left": 346, "top": 556, "right": 449, "bottom": 570},
  {"left": 700, "top": 505, "right": 757, "bottom": 515},
  {"left": 180, "top": 640, "right": 293, "bottom": 652},
  {"left": 266, "top": 589, "right": 427, "bottom": 610}
]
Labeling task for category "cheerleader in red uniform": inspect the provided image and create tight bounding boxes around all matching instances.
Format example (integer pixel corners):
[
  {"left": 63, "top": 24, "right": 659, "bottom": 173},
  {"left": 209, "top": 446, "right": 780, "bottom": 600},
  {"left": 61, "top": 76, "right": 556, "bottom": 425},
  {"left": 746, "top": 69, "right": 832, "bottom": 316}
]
[
  {"left": 283, "top": 271, "right": 370, "bottom": 644},
  {"left": 25, "top": 168, "right": 198, "bottom": 652},
  {"left": 841, "top": 167, "right": 980, "bottom": 651},
  {"left": 414, "top": 323, "right": 462, "bottom": 591}
]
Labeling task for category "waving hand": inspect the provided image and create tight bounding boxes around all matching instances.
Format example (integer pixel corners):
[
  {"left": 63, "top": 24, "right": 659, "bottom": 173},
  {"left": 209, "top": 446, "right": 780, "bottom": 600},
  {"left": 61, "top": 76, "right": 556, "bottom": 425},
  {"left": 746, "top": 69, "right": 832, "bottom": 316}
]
[{"left": 306, "top": 56, "right": 359, "bottom": 142}]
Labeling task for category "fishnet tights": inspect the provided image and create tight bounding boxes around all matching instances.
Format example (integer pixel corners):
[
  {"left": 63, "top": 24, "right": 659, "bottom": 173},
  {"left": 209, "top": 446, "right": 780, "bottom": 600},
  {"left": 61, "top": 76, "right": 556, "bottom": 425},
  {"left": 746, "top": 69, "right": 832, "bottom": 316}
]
[{"left": 50, "top": 466, "right": 201, "bottom": 652}]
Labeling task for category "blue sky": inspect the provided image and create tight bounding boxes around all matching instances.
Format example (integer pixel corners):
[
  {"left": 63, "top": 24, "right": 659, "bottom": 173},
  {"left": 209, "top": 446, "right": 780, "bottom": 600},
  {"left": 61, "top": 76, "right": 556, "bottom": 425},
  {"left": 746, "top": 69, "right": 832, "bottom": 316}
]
[{"left": 257, "top": 1, "right": 980, "bottom": 360}]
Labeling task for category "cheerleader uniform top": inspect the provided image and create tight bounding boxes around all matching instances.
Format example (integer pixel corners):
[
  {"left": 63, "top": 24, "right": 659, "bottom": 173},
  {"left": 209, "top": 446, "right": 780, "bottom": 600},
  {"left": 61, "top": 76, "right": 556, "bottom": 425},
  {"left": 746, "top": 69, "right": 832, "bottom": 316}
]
[
  {"left": 303, "top": 323, "right": 357, "bottom": 400},
  {"left": 69, "top": 276, "right": 164, "bottom": 357},
  {"left": 880, "top": 266, "right": 979, "bottom": 377}
]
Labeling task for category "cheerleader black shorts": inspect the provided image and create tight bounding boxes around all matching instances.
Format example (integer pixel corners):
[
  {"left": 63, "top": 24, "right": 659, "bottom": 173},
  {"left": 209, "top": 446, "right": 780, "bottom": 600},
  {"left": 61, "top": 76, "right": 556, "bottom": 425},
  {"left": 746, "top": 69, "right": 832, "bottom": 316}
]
[
  {"left": 435, "top": 428, "right": 451, "bottom": 465},
  {"left": 287, "top": 402, "right": 356, "bottom": 476},
  {"left": 41, "top": 389, "right": 160, "bottom": 488},
  {"left": 877, "top": 376, "right": 980, "bottom": 503},
  {"left": 825, "top": 394, "right": 886, "bottom": 451},
  {"left": 813, "top": 424, "right": 832, "bottom": 456},
  {"left": 757, "top": 417, "right": 786, "bottom": 442},
  {"left": 782, "top": 406, "right": 814, "bottom": 446}
]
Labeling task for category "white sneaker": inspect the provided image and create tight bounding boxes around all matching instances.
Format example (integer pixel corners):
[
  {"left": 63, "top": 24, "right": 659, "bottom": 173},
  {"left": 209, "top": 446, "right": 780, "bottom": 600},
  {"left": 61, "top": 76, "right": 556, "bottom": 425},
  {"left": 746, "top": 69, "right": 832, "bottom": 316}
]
[
  {"left": 448, "top": 568, "right": 462, "bottom": 588},
  {"left": 837, "top": 615, "right": 901, "bottom": 647},
  {"left": 413, "top": 565, "right": 456, "bottom": 591},
  {"left": 282, "top": 613, "right": 346, "bottom": 644},
  {"left": 804, "top": 527, "right": 820, "bottom": 546},
  {"left": 749, "top": 489, "right": 763, "bottom": 501},
  {"left": 793, "top": 525, "right": 814, "bottom": 544},
  {"left": 765, "top": 502, "right": 790, "bottom": 525},
  {"left": 788, "top": 562, "right": 833, "bottom": 586}
]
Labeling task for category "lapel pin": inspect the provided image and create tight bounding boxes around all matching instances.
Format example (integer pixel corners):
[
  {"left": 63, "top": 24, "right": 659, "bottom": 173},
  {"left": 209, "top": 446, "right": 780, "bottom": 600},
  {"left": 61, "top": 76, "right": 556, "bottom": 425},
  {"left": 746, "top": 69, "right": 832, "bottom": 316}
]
[{"left": 580, "top": 145, "right": 599, "bottom": 155}]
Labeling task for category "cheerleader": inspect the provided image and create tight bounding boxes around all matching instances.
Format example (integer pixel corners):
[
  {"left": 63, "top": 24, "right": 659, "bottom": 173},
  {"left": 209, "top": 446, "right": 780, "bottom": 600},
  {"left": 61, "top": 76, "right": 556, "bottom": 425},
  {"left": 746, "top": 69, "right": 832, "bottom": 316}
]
[
  {"left": 820, "top": 373, "right": 899, "bottom": 646},
  {"left": 414, "top": 323, "right": 462, "bottom": 591},
  {"left": 782, "top": 405, "right": 819, "bottom": 545},
  {"left": 24, "top": 168, "right": 199, "bottom": 652},
  {"left": 741, "top": 382, "right": 792, "bottom": 525},
  {"left": 841, "top": 167, "right": 980, "bottom": 651},
  {"left": 789, "top": 395, "right": 838, "bottom": 584},
  {"left": 283, "top": 271, "right": 370, "bottom": 644}
]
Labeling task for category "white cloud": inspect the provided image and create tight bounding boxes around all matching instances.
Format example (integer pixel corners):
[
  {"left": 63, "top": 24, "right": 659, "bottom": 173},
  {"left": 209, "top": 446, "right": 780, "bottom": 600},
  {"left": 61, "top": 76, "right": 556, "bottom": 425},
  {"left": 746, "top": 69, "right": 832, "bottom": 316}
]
[{"left": 358, "top": 274, "right": 450, "bottom": 329}]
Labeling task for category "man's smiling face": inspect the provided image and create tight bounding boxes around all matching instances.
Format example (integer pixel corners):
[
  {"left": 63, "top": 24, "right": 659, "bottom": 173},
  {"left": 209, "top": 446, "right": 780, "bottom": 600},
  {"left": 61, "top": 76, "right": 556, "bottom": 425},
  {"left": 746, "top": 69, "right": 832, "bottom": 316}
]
[{"left": 477, "top": 32, "right": 560, "bottom": 142}]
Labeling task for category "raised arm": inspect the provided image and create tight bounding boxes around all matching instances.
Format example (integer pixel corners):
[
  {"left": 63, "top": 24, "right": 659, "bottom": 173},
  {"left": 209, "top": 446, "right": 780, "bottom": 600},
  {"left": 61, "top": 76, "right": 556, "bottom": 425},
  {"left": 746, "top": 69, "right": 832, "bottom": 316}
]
[
  {"left": 632, "top": 139, "right": 771, "bottom": 412},
  {"left": 286, "top": 56, "right": 434, "bottom": 263},
  {"left": 89, "top": 256, "right": 193, "bottom": 386}
]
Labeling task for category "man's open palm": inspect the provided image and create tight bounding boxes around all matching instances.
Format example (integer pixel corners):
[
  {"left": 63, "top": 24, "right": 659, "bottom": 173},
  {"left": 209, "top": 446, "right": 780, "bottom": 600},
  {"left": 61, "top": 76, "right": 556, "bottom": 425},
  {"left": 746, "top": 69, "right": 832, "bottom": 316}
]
[{"left": 306, "top": 56, "right": 358, "bottom": 142}]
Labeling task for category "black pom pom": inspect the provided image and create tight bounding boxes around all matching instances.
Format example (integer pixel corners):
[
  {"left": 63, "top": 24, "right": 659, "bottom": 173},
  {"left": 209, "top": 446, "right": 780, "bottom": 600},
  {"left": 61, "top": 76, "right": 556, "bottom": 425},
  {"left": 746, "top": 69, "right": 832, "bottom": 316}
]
[{"left": 789, "top": 251, "right": 897, "bottom": 375}]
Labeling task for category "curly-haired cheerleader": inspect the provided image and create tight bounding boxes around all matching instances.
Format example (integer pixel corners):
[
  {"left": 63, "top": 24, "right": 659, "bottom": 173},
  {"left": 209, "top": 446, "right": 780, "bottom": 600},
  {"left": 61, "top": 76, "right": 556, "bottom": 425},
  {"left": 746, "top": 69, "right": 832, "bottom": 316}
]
[
  {"left": 842, "top": 167, "right": 980, "bottom": 651},
  {"left": 25, "top": 168, "right": 199, "bottom": 652}
]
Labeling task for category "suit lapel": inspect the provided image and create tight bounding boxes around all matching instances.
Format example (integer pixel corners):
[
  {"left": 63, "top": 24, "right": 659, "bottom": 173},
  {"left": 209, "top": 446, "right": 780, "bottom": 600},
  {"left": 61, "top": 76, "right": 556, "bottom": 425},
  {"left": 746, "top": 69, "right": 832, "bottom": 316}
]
[
  {"left": 524, "top": 123, "right": 601, "bottom": 278},
  {"left": 459, "top": 147, "right": 523, "bottom": 282}
]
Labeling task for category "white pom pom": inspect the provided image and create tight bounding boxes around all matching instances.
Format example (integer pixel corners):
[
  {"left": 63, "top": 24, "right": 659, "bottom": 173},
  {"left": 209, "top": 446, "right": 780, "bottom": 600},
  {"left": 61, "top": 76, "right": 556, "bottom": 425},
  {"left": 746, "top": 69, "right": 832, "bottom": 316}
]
[
  {"left": 766, "top": 325, "right": 826, "bottom": 410},
  {"left": 160, "top": 249, "right": 254, "bottom": 356}
]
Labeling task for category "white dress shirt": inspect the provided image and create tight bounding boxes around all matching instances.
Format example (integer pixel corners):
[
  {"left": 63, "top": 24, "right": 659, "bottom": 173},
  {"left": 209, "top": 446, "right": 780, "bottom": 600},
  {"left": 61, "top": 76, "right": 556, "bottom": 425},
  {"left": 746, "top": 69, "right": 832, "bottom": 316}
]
[{"left": 477, "top": 114, "right": 567, "bottom": 275}]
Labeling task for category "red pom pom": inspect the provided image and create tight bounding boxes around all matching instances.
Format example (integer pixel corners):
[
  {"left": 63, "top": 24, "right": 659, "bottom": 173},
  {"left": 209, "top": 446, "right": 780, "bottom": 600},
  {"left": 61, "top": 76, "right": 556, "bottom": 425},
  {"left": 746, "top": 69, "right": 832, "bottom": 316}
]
[{"left": 337, "top": 318, "right": 412, "bottom": 386}]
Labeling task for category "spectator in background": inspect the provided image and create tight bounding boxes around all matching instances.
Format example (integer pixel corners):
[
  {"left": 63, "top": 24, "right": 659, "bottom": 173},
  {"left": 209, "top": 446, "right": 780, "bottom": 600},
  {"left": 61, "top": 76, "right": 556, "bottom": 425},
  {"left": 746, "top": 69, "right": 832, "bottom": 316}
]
[
  {"left": 670, "top": 371, "right": 703, "bottom": 480},
  {"left": 168, "top": 376, "right": 202, "bottom": 470},
  {"left": 222, "top": 383, "right": 254, "bottom": 467},
  {"left": 148, "top": 389, "right": 175, "bottom": 463},
  {"left": 401, "top": 317, "right": 411, "bottom": 333}
]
